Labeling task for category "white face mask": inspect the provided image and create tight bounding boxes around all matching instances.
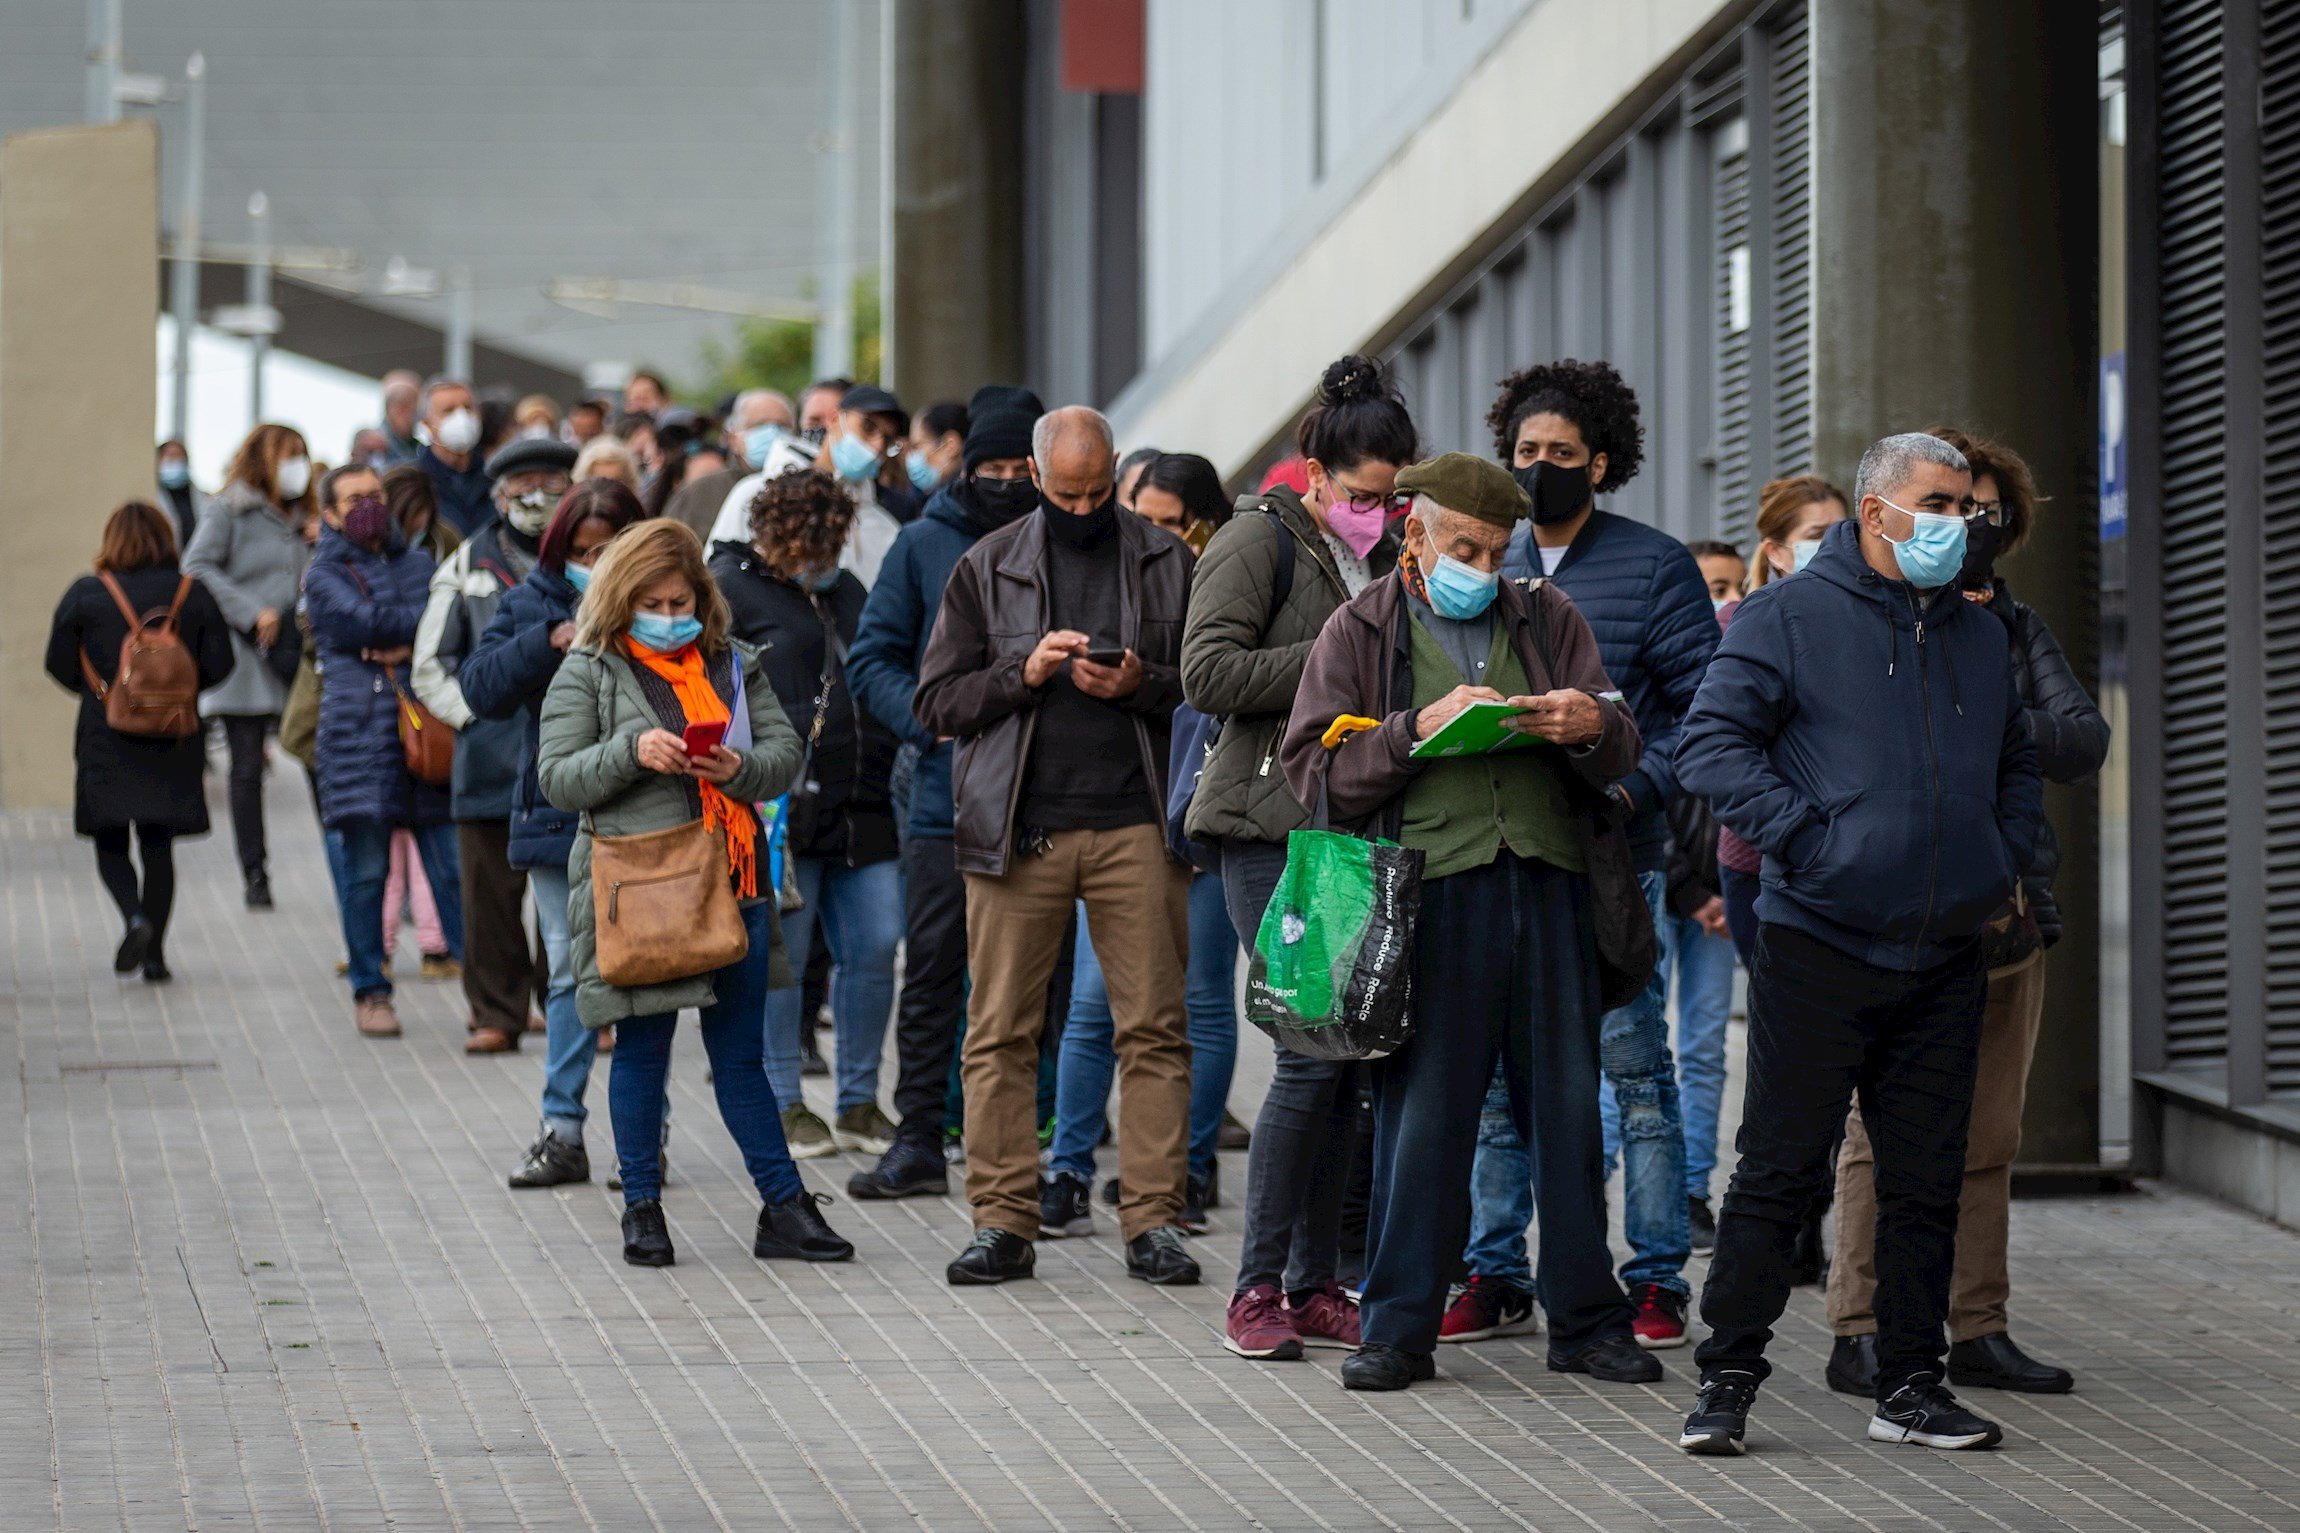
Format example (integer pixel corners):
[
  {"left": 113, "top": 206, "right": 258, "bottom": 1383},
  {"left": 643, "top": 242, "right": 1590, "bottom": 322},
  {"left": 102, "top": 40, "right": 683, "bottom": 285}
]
[
  {"left": 274, "top": 456, "right": 311, "bottom": 500},
  {"left": 433, "top": 408, "right": 481, "bottom": 454},
  {"left": 501, "top": 486, "right": 554, "bottom": 536}
]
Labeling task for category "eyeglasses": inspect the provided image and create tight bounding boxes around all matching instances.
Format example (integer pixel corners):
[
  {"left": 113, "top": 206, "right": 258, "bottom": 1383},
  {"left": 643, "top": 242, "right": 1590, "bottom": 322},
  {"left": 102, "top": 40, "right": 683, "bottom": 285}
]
[
  {"left": 1332, "top": 484, "right": 1412, "bottom": 514},
  {"left": 1964, "top": 500, "right": 2007, "bottom": 528}
]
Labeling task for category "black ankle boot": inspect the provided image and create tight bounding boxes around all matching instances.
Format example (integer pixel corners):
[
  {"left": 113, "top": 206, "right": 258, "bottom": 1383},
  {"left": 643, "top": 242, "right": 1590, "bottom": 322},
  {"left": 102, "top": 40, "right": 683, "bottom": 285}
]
[
  {"left": 621, "top": 1200, "right": 675, "bottom": 1266},
  {"left": 114, "top": 916, "right": 154, "bottom": 974},
  {"left": 1948, "top": 1331, "right": 2074, "bottom": 1393},
  {"left": 1826, "top": 1334, "right": 1878, "bottom": 1396},
  {"left": 755, "top": 1193, "right": 854, "bottom": 1262}
]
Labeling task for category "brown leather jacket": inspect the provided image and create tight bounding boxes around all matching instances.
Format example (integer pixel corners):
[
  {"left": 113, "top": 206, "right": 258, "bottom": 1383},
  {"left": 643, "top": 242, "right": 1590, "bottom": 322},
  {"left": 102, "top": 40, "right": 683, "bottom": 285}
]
[
  {"left": 1279, "top": 571, "right": 1656, "bottom": 1009},
  {"left": 914, "top": 510, "right": 1194, "bottom": 876}
]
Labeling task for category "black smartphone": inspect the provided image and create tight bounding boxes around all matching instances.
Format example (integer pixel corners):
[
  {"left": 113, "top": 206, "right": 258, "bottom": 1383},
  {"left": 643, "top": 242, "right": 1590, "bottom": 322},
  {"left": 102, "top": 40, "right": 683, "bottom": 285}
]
[{"left": 1082, "top": 647, "right": 1127, "bottom": 667}]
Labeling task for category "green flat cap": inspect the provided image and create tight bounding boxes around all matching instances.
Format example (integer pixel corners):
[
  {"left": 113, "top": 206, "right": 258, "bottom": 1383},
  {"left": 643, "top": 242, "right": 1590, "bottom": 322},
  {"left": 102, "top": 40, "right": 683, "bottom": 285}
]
[{"left": 1394, "top": 451, "right": 1529, "bottom": 528}]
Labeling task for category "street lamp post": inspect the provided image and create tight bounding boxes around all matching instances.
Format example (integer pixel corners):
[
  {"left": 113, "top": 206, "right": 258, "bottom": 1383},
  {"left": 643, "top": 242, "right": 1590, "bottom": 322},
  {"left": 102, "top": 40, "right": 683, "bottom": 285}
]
[
  {"left": 84, "top": 0, "right": 121, "bottom": 124},
  {"left": 812, "top": 2, "right": 857, "bottom": 381},
  {"left": 246, "top": 192, "right": 271, "bottom": 423},
  {"left": 168, "top": 53, "right": 206, "bottom": 444}
]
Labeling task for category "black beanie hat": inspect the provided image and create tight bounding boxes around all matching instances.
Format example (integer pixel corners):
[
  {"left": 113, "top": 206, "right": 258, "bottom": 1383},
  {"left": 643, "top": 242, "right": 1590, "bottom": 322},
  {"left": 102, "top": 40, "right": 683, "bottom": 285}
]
[{"left": 964, "top": 385, "right": 1043, "bottom": 470}]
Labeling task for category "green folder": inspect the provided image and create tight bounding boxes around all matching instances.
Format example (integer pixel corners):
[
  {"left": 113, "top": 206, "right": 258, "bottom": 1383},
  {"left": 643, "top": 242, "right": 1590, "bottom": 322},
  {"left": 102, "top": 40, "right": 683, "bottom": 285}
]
[{"left": 1408, "top": 700, "right": 1545, "bottom": 759}]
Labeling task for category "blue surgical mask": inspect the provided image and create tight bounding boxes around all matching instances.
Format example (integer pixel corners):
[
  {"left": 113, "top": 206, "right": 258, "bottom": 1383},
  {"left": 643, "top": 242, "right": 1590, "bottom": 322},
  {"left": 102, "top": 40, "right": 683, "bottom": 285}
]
[
  {"left": 628, "top": 612, "right": 702, "bottom": 652},
  {"left": 743, "top": 423, "right": 790, "bottom": 467},
  {"left": 906, "top": 449, "right": 943, "bottom": 493},
  {"left": 829, "top": 432, "right": 880, "bottom": 483},
  {"left": 563, "top": 561, "right": 592, "bottom": 593},
  {"left": 158, "top": 459, "right": 191, "bottom": 489},
  {"left": 801, "top": 565, "right": 842, "bottom": 593},
  {"left": 1876, "top": 496, "right": 1968, "bottom": 589},
  {"left": 1791, "top": 538, "right": 1822, "bottom": 573},
  {"left": 1425, "top": 553, "right": 1500, "bottom": 620}
]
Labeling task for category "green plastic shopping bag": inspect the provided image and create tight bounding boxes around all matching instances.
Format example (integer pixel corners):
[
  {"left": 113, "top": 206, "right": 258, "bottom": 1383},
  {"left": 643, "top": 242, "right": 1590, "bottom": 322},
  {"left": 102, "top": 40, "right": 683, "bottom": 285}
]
[{"left": 1246, "top": 825, "right": 1426, "bottom": 1061}]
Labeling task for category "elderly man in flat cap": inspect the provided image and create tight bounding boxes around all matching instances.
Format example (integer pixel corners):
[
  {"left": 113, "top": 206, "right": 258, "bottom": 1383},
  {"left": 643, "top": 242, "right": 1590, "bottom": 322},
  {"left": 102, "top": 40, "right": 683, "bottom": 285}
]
[{"left": 1278, "top": 451, "right": 1659, "bottom": 1391}]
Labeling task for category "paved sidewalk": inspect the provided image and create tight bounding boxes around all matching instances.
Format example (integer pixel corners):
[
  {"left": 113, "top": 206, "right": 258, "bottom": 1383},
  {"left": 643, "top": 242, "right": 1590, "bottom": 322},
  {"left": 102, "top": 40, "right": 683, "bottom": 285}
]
[{"left": 7, "top": 782, "right": 2300, "bottom": 1531}]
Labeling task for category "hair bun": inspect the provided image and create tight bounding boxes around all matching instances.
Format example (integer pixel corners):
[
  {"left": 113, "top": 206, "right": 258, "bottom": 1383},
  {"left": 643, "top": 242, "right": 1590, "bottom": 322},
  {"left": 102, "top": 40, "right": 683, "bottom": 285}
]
[{"left": 1320, "top": 354, "right": 1384, "bottom": 405}]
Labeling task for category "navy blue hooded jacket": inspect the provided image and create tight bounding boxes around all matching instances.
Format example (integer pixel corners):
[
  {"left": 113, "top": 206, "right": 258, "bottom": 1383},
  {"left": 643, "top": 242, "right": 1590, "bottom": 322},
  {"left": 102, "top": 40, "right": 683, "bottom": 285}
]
[
  {"left": 848, "top": 482, "right": 993, "bottom": 840},
  {"left": 1676, "top": 519, "right": 2045, "bottom": 972},
  {"left": 303, "top": 527, "right": 448, "bottom": 829},
  {"left": 458, "top": 564, "right": 580, "bottom": 871},
  {"left": 1503, "top": 509, "right": 1719, "bottom": 869}
]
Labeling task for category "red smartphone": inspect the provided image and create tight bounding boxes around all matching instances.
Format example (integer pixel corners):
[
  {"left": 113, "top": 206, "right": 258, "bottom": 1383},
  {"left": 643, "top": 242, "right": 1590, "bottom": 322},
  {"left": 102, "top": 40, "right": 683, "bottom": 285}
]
[{"left": 682, "top": 719, "right": 728, "bottom": 759}]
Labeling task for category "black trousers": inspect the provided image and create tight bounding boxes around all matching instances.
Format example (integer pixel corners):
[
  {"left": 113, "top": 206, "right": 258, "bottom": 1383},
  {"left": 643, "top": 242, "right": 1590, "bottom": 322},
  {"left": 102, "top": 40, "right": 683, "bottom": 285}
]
[
  {"left": 1360, "top": 853, "right": 1631, "bottom": 1355},
  {"left": 1695, "top": 922, "right": 1986, "bottom": 1398},
  {"left": 219, "top": 714, "right": 273, "bottom": 877},
  {"left": 891, "top": 835, "right": 969, "bottom": 1139},
  {"left": 92, "top": 825, "right": 176, "bottom": 950},
  {"left": 458, "top": 819, "right": 544, "bottom": 1035},
  {"left": 1223, "top": 837, "right": 1363, "bottom": 1298}
]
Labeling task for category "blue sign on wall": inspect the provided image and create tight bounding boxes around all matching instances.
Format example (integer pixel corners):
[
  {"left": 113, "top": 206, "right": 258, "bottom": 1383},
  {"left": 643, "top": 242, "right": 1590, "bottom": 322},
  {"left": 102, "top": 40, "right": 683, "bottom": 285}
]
[{"left": 2100, "top": 350, "right": 2126, "bottom": 541}]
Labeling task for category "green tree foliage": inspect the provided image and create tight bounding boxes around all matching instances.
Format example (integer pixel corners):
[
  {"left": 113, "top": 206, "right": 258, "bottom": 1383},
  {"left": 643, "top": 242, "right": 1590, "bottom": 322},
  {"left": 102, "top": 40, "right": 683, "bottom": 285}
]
[{"left": 689, "top": 274, "right": 880, "bottom": 405}]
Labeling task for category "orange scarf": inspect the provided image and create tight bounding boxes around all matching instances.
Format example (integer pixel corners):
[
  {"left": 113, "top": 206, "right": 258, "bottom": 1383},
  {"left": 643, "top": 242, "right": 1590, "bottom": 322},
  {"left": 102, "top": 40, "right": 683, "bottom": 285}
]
[{"left": 624, "top": 639, "right": 757, "bottom": 898}]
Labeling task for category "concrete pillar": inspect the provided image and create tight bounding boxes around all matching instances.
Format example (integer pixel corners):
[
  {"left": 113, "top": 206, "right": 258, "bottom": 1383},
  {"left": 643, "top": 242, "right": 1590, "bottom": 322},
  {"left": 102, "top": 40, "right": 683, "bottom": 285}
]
[
  {"left": 886, "top": 0, "right": 1026, "bottom": 405},
  {"left": 0, "top": 122, "right": 159, "bottom": 811},
  {"left": 1811, "top": 1, "right": 2103, "bottom": 1167}
]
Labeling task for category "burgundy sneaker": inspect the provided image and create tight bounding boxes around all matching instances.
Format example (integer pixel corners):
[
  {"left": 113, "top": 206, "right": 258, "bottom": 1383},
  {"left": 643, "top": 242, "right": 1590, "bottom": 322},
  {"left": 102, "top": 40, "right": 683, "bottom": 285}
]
[
  {"left": 1630, "top": 1282, "right": 1689, "bottom": 1349},
  {"left": 1438, "top": 1276, "right": 1538, "bottom": 1343},
  {"left": 1223, "top": 1283, "right": 1303, "bottom": 1361},
  {"left": 1287, "top": 1283, "right": 1361, "bottom": 1349}
]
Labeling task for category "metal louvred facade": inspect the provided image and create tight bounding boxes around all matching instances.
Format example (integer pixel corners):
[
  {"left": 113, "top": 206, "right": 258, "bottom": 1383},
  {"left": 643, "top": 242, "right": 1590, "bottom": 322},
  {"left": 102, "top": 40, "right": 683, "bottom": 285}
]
[
  {"left": 2260, "top": 1, "right": 2300, "bottom": 1093},
  {"left": 1382, "top": 1, "right": 1812, "bottom": 547}
]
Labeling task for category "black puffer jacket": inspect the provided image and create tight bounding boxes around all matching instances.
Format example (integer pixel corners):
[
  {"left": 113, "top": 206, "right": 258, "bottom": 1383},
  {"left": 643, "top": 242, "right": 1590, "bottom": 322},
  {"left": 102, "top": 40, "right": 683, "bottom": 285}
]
[
  {"left": 710, "top": 546, "right": 899, "bottom": 866},
  {"left": 1981, "top": 581, "right": 2110, "bottom": 946}
]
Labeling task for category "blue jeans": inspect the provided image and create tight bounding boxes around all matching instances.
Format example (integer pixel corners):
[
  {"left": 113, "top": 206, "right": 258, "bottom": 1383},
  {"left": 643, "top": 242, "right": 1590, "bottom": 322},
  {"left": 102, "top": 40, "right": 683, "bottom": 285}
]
[
  {"left": 764, "top": 856, "right": 904, "bottom": 1114},
  {"left": 330, "top": 819, "right": 461, "bottom": 1001},
  {"left": 1049, "top": 871, "right": 1238, "bottom": 1182},
  {"left": 528, "top": 865, "right": 598, "bottom": 1142},
  {"left": 1665, "top": 907, "right": 1737, "bottom": 1199},
  {"left": 1467, "top": 868, "right": 1691, "bottom": 1296},
  {"left": 609, "top": 901, "right": 802, "bottom": 1206}
]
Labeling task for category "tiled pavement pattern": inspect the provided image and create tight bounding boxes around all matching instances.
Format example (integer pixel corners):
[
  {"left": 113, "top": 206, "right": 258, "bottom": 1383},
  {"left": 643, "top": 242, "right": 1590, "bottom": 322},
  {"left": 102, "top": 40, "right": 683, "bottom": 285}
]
[{"left": 8, "top": 780, "right": 2300, "bottom": 1531}]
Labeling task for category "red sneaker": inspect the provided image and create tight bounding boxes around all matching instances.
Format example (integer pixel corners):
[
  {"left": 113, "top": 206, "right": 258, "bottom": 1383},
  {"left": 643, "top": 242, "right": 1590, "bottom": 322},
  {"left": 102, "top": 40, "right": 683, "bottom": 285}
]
[
  {"left": 1224, "top": 1283, "right": 1303, "bottom": 1360},
  {"left": 1629, "top": 1282, "right": 1689, "bottom": 1349},
  {"left": 1286, "top": 1283, "right": 1361, "bottom": 1349},
  {"left": 1438, "top": 1276, "right": 1538, "bottom": 1343}
]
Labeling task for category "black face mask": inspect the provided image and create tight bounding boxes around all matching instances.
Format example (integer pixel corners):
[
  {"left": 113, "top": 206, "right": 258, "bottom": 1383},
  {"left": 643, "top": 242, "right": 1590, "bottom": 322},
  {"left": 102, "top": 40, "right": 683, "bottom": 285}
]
[
  {"left": 1514, "top": 459, "right": 1594, "bottom": 525},
  {"left": 1041, "top": 492, "right": 1118, "bottom": 549},
  {"left": 966, "top": 473, "right": 1038, "bottom": 529},
  {"left": 1958, "top": 518, "right": 2005, "bottom": 592}
]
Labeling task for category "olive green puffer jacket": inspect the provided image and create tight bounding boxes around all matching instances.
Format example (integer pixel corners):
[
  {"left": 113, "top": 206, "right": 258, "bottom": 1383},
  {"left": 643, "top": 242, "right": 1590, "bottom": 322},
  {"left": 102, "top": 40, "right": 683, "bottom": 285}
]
[
  {"left": 1180, "top": 487, "right": 1395, "bottom": 846},
  {"left": 537, "top": 639, "right": 803, "bottom": 1027}
]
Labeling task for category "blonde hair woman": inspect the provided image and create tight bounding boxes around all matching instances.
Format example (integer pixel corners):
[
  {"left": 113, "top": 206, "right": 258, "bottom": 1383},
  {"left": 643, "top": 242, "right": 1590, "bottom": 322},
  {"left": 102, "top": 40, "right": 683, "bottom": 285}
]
[
  {"left": 573, "top": 434, "right": 640, "bottom": 490},
  {"left": 536, "top": 518, "right": 853, "bottom": 1268},
  {"left": 1749, "top": 474, "right": 1849, "bottom": 588}
]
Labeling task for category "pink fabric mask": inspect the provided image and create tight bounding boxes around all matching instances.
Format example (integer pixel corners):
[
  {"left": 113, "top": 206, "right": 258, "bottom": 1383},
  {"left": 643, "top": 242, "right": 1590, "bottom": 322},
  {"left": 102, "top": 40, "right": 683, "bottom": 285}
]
[{"left": 1323, "top": 495, "right": 1389, "bottom": 558}]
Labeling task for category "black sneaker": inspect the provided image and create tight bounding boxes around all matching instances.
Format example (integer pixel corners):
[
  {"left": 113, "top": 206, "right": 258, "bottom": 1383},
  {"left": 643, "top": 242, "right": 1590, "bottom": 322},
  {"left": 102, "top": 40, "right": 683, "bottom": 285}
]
[
  {"left": 1868, "top": 1377, "right": 2003, "bottom": 1450},
  {"left": 799, "top": 1033, "right": 830, "bottom": 1076},
  {"left": 243, "top": 870, "right": 274, "bottom": 910},
  {"left": 621, "top": 1200, "right": 675, "bottom": 1267},
  {"left": 1039, "top": 1171, "right": 1095, "bottom": 1238},
  {"left": 947, "top": 1228, "right": 1035, "bottom": 1285},
  {"left": 142, "top": 953, "right": 172, "bottom": 984},
  {"left": 1341, "top": 1344, "right": 1435, "bottom": 1391},
  {"left": 755, "top": 1192, "right": 853, "bottom": 1262},
  {"left": 1100, "top": 1175, "right": 1121, "bottom": 1207},
  {"left": 1547, "top": 1330, "right": 1664, "bottom": 1383},
  {"left": 1678, "top": 1370, "right": 1759, "bottom": 1455},
  {"left": 847, "top": 1134, "right": 948, "bottom": 1200},
  {"left": 1826, "top": 1334, "right": 1879, "bottom": 1396},
  {"left": 508, "top": 1130, "right": 590, "bottom": 1188},
  {"left": 113, "top": 916, "right": 154, "bottom": 974},
  {"left": 1125, "top": 1225, "right": 1202, "bottom": 1286},
  {"left": 1687, "top": 1195, "right": 1717, "bottom": 1253},
  {"left": 1947, "top": 1332, "right": 2074, "bottom": 1394}
]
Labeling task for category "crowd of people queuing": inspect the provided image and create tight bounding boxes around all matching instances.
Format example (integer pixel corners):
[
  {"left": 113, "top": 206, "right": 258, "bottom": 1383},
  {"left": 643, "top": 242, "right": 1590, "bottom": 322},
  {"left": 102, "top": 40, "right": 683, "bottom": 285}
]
[{"left": 46, "top": 344, "right": 2105, "bottom": 1459}]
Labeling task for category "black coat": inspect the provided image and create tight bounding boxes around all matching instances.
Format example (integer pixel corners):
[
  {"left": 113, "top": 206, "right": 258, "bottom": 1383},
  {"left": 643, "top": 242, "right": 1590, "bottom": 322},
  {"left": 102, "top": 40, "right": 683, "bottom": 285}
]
[
  {"left": 709, "top": 547, "right": 899, "bottom": 865},
  {"left": 44, "top": 564, "right": 236, "bottom": 835},
  {"left": 1981, "top": 582, "right": 2111, "bottom": 946}
]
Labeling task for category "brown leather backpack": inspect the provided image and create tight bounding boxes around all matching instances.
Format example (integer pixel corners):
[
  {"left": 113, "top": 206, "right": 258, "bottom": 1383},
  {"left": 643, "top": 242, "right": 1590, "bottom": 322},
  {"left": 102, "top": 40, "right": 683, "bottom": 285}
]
[{"left": 79, "top": 572, "right": 201, "bottom": 738}]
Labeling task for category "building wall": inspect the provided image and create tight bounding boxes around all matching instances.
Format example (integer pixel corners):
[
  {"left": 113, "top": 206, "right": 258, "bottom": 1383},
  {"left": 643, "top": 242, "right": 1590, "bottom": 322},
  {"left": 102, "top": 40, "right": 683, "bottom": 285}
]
[
  {"left": 1108, "top": 0, "right": 1747, "bottom": 477},
  {"left": 0, "top": 123, "right": 159, "bottom": 811}
]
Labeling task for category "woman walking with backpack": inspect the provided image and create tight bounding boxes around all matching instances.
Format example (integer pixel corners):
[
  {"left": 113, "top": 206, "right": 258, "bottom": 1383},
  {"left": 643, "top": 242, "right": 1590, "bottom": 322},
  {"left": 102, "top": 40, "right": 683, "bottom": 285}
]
[
  {"left": 536, "top": 518, "right": 853, "bottom": 1269},
  {"left": 44, "top": 502, "right": 236, "bottom": 981}
]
